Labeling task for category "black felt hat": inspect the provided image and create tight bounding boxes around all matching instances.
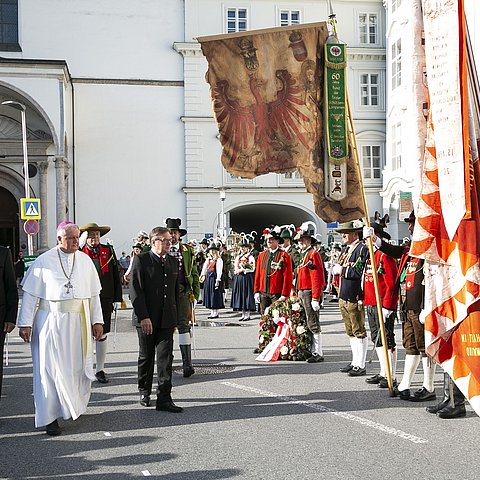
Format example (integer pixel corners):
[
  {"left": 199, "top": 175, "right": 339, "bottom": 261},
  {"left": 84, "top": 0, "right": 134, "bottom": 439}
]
[{"left": 165, "top": 218, "right": 187, "bottom": 236}]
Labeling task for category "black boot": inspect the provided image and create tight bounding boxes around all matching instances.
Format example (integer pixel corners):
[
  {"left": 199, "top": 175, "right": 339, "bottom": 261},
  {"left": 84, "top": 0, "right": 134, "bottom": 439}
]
[
  {"left": 180, "top": 344, "right": 195, "bottom": 378},
  {"left": 426, "top": 372, "right": 450, "bottom": 414},
  {"left": 437, "top": 382, "right": 466, "bottom": 419}
]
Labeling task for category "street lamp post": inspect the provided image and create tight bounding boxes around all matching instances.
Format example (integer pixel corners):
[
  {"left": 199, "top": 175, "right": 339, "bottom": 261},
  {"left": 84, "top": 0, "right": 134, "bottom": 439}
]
[
  {"left": 2, "top": 100, "right": 33, "bottom": 255},
  {"left": 219, "top": 189, "right": 226, "bottom": 241}
]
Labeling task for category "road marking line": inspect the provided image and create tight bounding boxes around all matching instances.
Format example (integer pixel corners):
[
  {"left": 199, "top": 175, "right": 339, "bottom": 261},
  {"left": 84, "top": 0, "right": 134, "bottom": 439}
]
[
  {"left": 221, "top": 381, "right": 428, "bottom": 444},
  {"left": 141, "top": 471, "right": 151, "bottom": 476}
]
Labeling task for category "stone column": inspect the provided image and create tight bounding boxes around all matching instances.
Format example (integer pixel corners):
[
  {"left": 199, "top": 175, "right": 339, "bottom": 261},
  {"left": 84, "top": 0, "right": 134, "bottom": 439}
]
[
  {"left": 38, "top": 161, "right": 49, "bottom": 251},
  {"left": 55, "top": 156, "right": 70, "bottom": 225}
]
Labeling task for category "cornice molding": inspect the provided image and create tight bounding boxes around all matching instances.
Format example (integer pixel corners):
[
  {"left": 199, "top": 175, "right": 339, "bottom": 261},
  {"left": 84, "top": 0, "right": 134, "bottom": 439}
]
[{"left": 173, "top": 42, "right": 203, "bottom": 57}]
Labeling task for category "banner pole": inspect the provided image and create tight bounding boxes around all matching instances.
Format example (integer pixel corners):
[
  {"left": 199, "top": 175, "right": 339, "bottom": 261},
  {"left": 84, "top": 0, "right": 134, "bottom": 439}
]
[{"left": 345, "top": 96, "right": 395, "bottom": 396}]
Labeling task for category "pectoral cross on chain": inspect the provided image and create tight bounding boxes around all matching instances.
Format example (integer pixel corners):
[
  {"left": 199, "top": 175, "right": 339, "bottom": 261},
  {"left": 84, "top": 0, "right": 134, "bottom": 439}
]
[{"left": 64, "top": 280, "right": 73, "bottom": 294}]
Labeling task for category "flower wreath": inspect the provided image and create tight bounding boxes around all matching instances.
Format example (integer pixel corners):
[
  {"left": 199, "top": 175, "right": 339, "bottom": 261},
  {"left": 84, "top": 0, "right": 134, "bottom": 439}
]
[{"left": 256, "top": 296, "right": 313, "bottom": 361}]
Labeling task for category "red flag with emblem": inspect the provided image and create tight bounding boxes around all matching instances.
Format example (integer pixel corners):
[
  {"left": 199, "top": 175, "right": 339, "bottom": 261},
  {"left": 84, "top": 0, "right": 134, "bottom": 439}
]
[{"left": 410, "top": 0, "right": 480, "bottom": 415}]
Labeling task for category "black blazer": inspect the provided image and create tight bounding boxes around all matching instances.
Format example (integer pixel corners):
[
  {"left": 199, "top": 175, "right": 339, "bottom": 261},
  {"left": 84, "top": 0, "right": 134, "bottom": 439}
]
[
  {"left": 0, "top": 246, "right": 18, "bottom": 328},
  {"left": 130, "top": 251, "right": 179, "bottom": 329}
]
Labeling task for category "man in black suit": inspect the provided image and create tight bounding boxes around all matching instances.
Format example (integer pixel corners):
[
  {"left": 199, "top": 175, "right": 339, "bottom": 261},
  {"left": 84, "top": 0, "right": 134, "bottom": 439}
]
[
  {"left": 130, "top": 227, "right": 182, "bottom": 412},
  {"left": 0, "top": 246, "right": 18, "bottom": 399}
]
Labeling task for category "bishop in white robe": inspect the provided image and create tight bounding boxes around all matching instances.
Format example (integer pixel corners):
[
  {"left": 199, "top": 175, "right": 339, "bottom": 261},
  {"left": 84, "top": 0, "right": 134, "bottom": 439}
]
[{"left": 18, "top": 223, "right": 103, "bottom": 434}]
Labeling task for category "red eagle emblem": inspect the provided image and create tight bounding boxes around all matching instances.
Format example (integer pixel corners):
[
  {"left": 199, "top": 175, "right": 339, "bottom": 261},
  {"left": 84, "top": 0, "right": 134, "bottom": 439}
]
[{"left": 213, "top": 70, "right": 311, "bottom": 167}]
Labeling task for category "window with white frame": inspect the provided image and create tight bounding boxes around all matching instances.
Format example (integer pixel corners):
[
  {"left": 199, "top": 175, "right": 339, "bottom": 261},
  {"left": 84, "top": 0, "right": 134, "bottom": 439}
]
[
  {"left": 283, "top": 171, "right": 303, "bottom": 180},
  {"left": 0, "top": 0, "right": 20, "bottom": 51},
  {"left": 226, "top": 8, "right": 247, "bottom": 33},
  {"left": 362, "top": 145, "right": 382, "bottom": 180},
  {"left": 392, "top": 39, "right": 402, "bottom": 89},
  {"left": 360, "top": 73, "right": 379, "bottom": 107},
  {"left": 391, "top": 122, "right": 402, "bottom": 170},
  {"left": 280, "top": 10, "right": 300, "bottom": 26},
  {"left": 392, "top": 0, "right": 402, "bottom": 13},
  {"left": 359, "top": 13, "right": 378, "bottom": 45}
]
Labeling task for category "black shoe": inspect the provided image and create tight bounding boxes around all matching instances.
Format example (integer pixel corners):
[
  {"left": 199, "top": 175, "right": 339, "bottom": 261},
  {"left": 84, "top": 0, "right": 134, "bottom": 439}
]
[
  {"left": 340, "top": 363, "right": 353, "bottom": 373},
  {"left": 95, "top": 370, "right": 109, "bottom": 384},
  {"left": 397, "top": 388, "right": 411, "bottom": 400},
  {"left": 378, "top": 378, "right": 398, "bottom": 389},
  {"left": 365, "top": 374, "right": 384, "bottom": 385},
  {"left": 329, "top": 298, "right": 339, "bottom": 303},
  {"left": 426, "top": 399, "right": 449, "bottom": 414},
  {"left": 436, "top": 404, "right": 466, "bottom": 419},
  {"left": 46, "top": 420, "right": 61, "bottom": 436},
  {"left": 409, "top": 387, "right": 436, "bottom": 402},
  {"left": 307, "top": 354, "right": 324, "bottom": 363},
  {"left": 183, "top": 366, "right": 195, "bottom": 378},
  {"left": 156, "top": 400, "right": 183, "bottom": 413},
  {"left": 348, "top": 366, "right": 366, "bottom": 377},
  {"left": 140, "top": 395, "right": 151, "bottom": 407}
]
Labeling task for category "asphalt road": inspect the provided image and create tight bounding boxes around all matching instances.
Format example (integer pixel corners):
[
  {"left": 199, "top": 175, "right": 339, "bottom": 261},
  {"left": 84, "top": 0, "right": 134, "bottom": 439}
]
[{"left": 1, "top": 295, "right": 479, "bottom": 480}]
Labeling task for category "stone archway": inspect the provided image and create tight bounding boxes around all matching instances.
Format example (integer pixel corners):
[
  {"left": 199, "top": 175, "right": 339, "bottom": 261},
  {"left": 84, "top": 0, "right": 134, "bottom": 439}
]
[{"left": 228, "top": 203, "right": 317, "bottom": 247}]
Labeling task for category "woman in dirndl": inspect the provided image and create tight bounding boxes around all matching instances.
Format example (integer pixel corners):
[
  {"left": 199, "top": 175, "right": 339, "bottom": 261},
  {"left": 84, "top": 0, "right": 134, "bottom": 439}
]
[
  {"left": 200, "top": 245, "right": 224, "bottom": 318},
  {"left": 231, "top": 241, "right": 256, "bottom": 321}
]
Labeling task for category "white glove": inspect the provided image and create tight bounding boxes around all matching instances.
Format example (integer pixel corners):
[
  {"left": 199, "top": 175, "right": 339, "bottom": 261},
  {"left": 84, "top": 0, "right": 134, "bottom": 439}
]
[
  {"left": 278, "top": 295, "right": 286, "bottom": 302},
  {"left": 382, "top": 308, "right": 394, "bottom": 320},
  {"left": 79, "top": 231, "right": 88, "bottom": 249},
  {"left": 254, "top": 293, "right": 261, "bottom": 303},
  {"left": 362, "top": 226, "right": 374, "bottom": 239},
  {"left": 332, "top": 263, "right": 342, "bottom": 276},
  {"left": 419, "top": 309, "right": 427, "bottom": 324},
  {"left": 311, "top": 300, "right": 320, "bottom": 311}
]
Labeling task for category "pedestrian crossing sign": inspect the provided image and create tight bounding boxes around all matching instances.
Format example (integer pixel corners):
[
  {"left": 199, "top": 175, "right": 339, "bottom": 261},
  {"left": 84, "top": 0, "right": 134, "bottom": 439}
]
[{"left": 21, "top": 198, "right": 41, "bottom": 220}]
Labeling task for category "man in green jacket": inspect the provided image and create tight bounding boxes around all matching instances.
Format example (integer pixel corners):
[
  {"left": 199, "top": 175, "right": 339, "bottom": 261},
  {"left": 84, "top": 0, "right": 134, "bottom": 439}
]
[{"left": 166, "top": 218, "right": 200, "bottom": 377}]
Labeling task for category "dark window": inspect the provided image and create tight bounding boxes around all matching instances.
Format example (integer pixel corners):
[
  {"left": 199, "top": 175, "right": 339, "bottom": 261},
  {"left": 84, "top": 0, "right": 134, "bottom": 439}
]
[{"left": 0, "top": 0, "right": 21, "bottom": 51}]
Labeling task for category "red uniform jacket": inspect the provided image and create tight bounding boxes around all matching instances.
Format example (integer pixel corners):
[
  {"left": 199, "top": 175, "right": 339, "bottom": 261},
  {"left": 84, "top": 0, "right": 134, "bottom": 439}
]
[
  {"left": 363, "top": 249, "right": 398, "bottom": 310},
  {"left": 296, "top": 247, "right": 325, "bottom": 300},
  {"left": 254, "top": 248, "right": 293, "bottom": 297}
]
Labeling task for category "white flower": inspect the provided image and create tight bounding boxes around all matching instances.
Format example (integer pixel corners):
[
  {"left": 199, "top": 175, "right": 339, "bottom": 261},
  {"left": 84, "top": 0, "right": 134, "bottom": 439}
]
[
  {"left": 291, "top": 302, "right": 301, "bottom": 312},
  {"left": 353, "top": 219, "right": 364, "bottom": 229},
  {"left": 297, "top": 326, "right": 306, "bottom": 334},
  {"left": 280, "top": 346, "right": 288, "bottom": 355},
  {"left": 264, "top": 306, "right": 271, "bottom": 317},
  {"left": 272, "top": 309, "right": 279, "bottom": 319},
  {"left": 259, "top": 336, "right": 264, "bottom": 344}
]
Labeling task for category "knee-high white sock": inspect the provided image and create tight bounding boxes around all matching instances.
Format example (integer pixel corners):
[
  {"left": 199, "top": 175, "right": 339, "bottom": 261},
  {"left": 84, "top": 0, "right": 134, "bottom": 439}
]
[
  {"left": 244, "top": 311, "right": 250, "bottom": 320},
  {"left": 178, "top": 332, "right": 191, "bottom": 346},
  {"left": 349, "top": 337, "right": 356, "bottom": 365},
  {"left": 376, "top": 347, "right": 386, "bottom": 377},
  {"left": 398, "top": 354, "right": 421, "bottom": 391},
  {"left": 390, "top": 349, "right": 398, "bottom": 381},
  {"left": 317, "top": 333, "right": 324, "bottom": 356},
  {"left": 95, "top": 336, "right": 108, "bottom": 373},
  {"left": 358, "top": 337, "right": 368, "bottom": 369},
  {"left": 422, "top": 356, "right": 436, "bottom": 392}
]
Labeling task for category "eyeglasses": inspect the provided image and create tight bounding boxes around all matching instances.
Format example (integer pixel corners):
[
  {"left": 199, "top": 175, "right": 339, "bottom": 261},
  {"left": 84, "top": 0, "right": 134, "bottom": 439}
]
[{"left": 153, "top": 238, "right": 171, "bottom": 244}]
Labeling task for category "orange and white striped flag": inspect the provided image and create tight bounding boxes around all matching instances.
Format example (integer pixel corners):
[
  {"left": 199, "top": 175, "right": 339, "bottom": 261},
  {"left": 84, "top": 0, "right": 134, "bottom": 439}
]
[{"left": 411, "top": 0, "right": 480, "bottom": 415}]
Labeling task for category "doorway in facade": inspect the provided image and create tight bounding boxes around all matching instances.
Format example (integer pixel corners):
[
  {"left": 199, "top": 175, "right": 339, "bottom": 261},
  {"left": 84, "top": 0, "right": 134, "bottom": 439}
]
[
  {"left": 0, "top": 186, "right": 20, "bottom": 255},
  {"left": 229, "top": 203, "right": 315, "bottom": 248}
]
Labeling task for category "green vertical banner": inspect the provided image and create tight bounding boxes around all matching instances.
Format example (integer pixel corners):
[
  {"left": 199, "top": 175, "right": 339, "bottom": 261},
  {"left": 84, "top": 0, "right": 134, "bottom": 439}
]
[{"left": 325, "top": 42, "right": 348, "bottom": 165}]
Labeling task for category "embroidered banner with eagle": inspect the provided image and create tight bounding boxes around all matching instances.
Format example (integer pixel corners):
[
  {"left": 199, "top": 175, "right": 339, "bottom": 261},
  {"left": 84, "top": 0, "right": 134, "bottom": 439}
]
[{"left": 198, "top": 23, "right": 365, "bottom": 223}]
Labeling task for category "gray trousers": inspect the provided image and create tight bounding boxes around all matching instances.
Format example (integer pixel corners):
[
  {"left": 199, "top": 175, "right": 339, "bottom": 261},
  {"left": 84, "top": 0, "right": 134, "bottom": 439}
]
[{"left": 298, "top": 290, "right": 321, "bottom": 334}]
